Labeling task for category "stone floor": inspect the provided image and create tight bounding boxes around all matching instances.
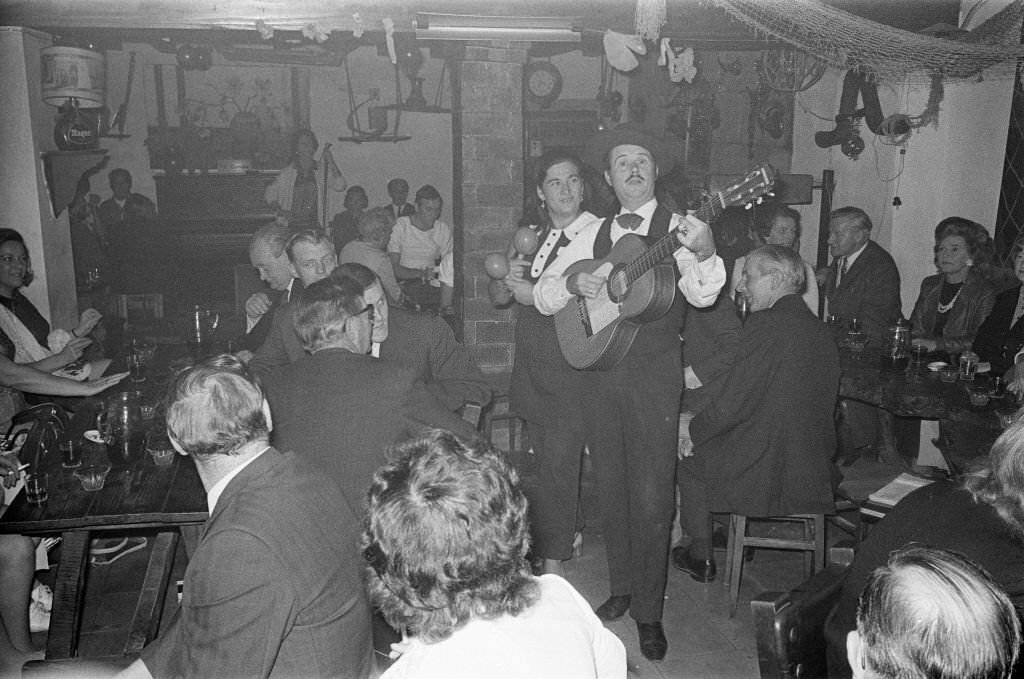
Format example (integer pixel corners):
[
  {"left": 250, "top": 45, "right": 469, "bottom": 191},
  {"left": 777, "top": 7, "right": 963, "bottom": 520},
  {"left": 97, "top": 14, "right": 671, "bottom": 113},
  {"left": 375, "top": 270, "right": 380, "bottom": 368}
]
[{"left": 2, "top": 518, "right": 837, "bottom": 679}]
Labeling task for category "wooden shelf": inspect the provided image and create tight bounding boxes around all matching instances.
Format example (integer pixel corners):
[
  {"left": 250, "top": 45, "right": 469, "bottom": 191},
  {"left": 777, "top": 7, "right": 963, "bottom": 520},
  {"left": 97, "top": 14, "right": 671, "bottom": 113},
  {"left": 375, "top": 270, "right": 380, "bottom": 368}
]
[
  {"left": 378, "top": 104, "right": 451, "bottom": 114},
  {"left": 40, "top": 149, "right": 108, "bottom": 218}
]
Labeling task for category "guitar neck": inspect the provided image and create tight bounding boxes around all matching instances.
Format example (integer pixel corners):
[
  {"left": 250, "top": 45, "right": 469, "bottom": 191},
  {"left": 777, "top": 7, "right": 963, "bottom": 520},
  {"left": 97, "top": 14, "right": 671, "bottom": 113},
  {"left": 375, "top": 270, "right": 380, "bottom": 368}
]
[{"left": 623, "top": 193, "right": 725, "bottom": 284}]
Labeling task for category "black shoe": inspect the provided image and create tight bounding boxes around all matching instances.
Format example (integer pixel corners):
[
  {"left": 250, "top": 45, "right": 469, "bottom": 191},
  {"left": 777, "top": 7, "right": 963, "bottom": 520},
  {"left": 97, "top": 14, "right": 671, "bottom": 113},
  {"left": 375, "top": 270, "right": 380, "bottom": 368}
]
[
  {"left": 594, "top": 594, "right": 631, "bottom": 622},
  {"left": 637, "top": 621, "right": 667, "bottom": 662},
  {"left": 671, "top": 546, "right": 717, "bottom": 583}
]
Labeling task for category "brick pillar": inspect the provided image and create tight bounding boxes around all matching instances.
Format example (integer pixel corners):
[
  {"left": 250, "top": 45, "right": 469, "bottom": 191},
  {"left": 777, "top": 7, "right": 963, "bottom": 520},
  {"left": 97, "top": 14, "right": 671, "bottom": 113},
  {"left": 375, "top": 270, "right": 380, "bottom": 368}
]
[{"left": 454, "top": 41, "right": 528, "bottom": 376}]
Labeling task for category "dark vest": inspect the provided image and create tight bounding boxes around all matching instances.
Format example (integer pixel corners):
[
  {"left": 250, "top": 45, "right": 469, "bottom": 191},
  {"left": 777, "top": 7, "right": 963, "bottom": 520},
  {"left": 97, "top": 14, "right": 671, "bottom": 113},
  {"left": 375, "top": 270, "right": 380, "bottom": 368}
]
[{"left": 592, "top": 205, "right": 687, "bottom": 359}]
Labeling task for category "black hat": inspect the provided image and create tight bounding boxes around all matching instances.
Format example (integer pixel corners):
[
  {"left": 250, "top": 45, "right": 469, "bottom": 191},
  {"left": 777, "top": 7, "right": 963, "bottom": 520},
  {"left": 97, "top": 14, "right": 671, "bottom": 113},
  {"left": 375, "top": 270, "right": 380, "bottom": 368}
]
[{"left": 585, "top": 122, "right": 678, "bottom": 175}]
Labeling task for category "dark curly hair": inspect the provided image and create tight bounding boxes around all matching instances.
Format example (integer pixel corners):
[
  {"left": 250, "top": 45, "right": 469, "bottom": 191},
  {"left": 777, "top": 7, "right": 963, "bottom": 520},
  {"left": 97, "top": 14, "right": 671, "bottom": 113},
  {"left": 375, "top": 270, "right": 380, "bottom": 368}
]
[{"left": 362, "top": 429, "right": 538, "bottom": 642}]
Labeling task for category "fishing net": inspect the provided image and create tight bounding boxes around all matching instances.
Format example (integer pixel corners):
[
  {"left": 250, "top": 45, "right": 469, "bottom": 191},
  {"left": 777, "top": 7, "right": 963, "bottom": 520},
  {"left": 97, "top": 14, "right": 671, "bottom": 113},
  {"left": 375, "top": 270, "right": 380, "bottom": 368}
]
[{"left": 706, "top": 0, "right": 1024, "bottom": 84}]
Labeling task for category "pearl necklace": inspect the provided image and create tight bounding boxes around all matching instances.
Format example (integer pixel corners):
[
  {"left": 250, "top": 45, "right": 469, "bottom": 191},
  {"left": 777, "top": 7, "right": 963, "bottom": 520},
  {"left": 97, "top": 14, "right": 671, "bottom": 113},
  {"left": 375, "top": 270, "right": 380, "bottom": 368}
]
[{"left": 936, "top": 283, "right": 963, "bottom": 314}]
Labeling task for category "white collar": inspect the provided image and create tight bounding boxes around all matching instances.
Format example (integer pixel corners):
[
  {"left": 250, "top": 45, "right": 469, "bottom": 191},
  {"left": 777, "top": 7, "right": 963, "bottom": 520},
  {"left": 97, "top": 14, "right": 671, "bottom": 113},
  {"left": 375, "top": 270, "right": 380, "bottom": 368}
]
[
  {"left": 844, "top": 241, "right": 869, "bottom": 269},
  {"left": 206, "top": 446, "right": 270, "bottom": 513}
]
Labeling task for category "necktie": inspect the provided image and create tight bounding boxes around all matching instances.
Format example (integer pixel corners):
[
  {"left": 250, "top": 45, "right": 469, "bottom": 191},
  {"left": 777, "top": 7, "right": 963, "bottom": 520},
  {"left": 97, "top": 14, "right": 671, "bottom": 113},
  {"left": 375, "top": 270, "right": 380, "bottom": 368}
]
[
  {"left": 616, "top": 213, "right": 643, "bottom": 231},
  {"left": 836, "top": 256, "right": 848, "bottom": 286}
]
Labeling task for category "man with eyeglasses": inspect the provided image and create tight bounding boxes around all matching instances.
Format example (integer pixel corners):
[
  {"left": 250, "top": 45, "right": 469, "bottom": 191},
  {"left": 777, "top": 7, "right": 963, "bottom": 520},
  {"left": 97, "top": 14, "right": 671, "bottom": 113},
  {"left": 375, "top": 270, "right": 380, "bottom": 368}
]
[
  {"left": 261, "top": 273, "right": 471, "bottom": 511},
  {"left": 247, "top": 228, "right": 338, "bottom": 378},
  {"left": 335, "top": 263, "right": 491, "bottom": 412}
]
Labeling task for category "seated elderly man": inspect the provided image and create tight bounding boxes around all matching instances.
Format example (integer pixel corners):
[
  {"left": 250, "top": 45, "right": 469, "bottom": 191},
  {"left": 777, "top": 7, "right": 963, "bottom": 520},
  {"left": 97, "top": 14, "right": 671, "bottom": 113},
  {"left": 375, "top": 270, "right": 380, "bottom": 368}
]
[
  {"left": 676, "top": 245, "right": 840, "bottom": 579},
  {"left": 248, "top": 228, "right": 337, "bottom": 377},
  {"left": 261, "top": 273, "right": 473, "bottom": 509},
  {"left": 847, "top": 546, "right": 1020, "bottom": 679},
  {"left": 237, "top": 222, "right": 301, "bottom": 353},
  {"left": 116, "top": 356, "right": 372, "bottom": 679}
]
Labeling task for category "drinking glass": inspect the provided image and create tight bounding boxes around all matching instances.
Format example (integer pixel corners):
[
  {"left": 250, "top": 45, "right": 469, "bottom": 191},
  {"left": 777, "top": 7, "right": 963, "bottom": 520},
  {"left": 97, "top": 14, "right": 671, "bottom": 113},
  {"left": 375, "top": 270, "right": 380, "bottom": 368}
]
[
  {"left": 25, "top": 472, "right": 48, "bottom": 504},
  {"left": 59, "top": 437, "right": 81, "bottom": 468}
]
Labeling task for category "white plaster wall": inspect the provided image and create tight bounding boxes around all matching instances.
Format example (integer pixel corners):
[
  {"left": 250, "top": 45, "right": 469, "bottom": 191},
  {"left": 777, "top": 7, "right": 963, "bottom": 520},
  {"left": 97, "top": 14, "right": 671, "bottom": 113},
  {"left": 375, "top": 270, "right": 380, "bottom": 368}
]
[
  {"left": 0, "top": 26, "right": 78, "bottom": 328},
  {"left": 791, "top": 69, "right": 1014, "bottom": 317}
]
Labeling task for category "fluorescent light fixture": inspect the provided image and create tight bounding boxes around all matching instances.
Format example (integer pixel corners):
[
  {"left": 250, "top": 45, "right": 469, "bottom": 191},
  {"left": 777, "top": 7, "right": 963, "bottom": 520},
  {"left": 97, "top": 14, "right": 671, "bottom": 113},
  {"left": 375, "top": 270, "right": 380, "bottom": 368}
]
[{"left": 415, "top": 13, "right": 581, "bottom": 42}]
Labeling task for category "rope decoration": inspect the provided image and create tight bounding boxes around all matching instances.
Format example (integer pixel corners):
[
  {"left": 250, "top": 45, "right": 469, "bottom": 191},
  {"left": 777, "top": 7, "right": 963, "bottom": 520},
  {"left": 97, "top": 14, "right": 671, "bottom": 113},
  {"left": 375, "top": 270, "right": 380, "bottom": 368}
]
[{"left": 708, "top": 0, "right": 1024, "bottom": 84}]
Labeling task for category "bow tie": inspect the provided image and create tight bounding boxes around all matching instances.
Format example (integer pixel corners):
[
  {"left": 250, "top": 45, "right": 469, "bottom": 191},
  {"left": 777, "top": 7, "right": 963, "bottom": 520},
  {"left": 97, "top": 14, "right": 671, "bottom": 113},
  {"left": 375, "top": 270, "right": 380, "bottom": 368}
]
[{"left": 616, "top": 213, "right": 643, "bottom": 231}]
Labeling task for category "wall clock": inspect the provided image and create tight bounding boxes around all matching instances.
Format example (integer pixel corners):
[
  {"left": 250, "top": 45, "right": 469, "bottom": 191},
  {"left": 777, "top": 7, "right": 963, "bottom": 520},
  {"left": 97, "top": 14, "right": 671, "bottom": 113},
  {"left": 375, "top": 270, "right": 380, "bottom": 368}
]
[{"left": 525, "top": 61, "right": 563, "bottom": 108}]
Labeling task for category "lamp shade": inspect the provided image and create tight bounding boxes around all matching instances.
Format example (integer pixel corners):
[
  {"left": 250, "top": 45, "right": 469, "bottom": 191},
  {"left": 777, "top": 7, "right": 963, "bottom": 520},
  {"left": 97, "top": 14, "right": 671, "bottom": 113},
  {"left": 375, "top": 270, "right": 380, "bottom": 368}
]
[{"left": 41, "top": 46, "right": 105, "bottom": 108}]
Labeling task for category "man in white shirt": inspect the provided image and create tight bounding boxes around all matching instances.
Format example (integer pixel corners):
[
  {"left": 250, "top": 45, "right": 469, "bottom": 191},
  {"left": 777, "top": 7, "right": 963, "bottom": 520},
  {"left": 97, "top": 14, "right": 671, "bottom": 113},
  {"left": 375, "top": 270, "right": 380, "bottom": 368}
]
[{"left": 534, "top": 123, "right": 724, "bottom": 662}]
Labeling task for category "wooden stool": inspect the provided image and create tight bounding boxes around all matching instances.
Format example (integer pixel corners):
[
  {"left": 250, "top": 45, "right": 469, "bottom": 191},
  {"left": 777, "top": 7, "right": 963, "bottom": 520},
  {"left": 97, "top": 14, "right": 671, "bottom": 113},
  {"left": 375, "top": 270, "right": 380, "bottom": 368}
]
[{"left": 725, "top": 513, "right": 826, "bottom": 618}]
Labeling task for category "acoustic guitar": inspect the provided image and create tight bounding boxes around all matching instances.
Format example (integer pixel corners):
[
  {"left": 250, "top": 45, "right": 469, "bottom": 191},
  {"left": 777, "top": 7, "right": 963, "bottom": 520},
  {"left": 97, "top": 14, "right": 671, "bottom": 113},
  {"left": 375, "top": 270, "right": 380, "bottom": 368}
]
[{"left": 555, "top": 164, "right": 776, "bottom": 370}]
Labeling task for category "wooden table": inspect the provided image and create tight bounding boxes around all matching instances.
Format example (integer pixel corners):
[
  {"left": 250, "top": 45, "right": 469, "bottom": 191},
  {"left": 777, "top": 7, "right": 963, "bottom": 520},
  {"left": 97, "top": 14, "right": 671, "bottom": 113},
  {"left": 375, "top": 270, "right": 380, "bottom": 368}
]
[
  {"left": 839, "top": 350, "right": 1007, "bottom": 474},
  {"left": 0, "top": 395, "right": 207, "bottom": 661}
]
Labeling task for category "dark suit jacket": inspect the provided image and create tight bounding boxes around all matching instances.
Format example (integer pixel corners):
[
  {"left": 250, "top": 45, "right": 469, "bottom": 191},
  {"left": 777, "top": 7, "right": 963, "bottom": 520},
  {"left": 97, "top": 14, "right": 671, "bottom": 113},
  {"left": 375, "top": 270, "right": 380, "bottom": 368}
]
[
  {"left": 239, "top": 281, "right": 302, "bottom": 353},
  {"left": 141, "top": 448, "right": 373, "bottom": 679},
  {"left": 824, "top": 240, "right": 902, "bottom": 347},
  {"left": 249, "top": 304, "right": 490, "bottom": 411},
  {"left": 973, "top": 284, "right": 1024, "bottom": 375},
  {"left": 909, "top": 269, "right": 995, "bottom": 355},
  {"left": 248, "top": 299, "right": 304, "bottom": 379},
  {"left": 263, "top": 349, "right": 474, "bottom": 511},
  {"left": 682, "top": 294, "right": 742, "bottom": 414},
  {"left": 382, "top": 307, "right": 492, "bottom": 410},
  {"left": 381, "top": 202, "right": 416, "bottom": 221},
  {"left": 690, "top": 294, "right": 840, "bottom": 516}
]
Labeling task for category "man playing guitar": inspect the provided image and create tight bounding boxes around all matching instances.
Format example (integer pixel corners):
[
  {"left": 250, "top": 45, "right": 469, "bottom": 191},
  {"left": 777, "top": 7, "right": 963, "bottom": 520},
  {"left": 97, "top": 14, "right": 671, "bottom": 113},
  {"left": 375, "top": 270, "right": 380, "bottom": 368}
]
[{"left": 534, "top": 123, "right": 724, "bottom": 662}]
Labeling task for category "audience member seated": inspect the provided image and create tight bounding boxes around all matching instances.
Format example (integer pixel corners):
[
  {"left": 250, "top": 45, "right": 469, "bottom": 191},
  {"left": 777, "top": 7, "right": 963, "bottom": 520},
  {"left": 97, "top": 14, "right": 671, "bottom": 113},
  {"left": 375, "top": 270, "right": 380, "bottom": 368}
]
[
  {"left": 247, "top": 228, "right": 337, "bottom": 377},
  {"left": 673, "top": 293, "right": 742, "bottom": 583},
  {"left": 677, "top": 245, "right": 840, "bottom": 580},
  {"left": 974, "top": 236, "right": 1024, "bottom": 385},
  {"left": 820, "top": 207, "right": 902, "bottom": 457},
  {"left": 846, "top": 546, "right": 1020, "bottom": 679},
  {"left": 0, "top": 358, "right": 126, "bottom": 666},
  {"left": 0, "top": 229, "right": 101, "bottom": 375},
  {"left": 387, "top": 184, "right": 453, "bottom": 309},
  {"left": 97, "top": 168, "right": 156, "bottom": 236},
  {"left": 115, "top": 356, "right": 372, "bottom": 679},
  {"left": 820, "top": 206, "right": 901, "bottom": 348},
  {"left": 825, "top": 415, "right": 1024, "bottom": 677},
  {"left": 330, "top": 185, "right": 369, "bottom": 252},
  {"left": 264, "top": 129, "right": 346, "bottom": 230},
  {"left": 335, "top": 263, "right": 491, "bottom": 412},
  {"left": 380, "top": 177, "right": 416, "bottom": 221},
  {"left": 339, "top": 208, "right": 404, "bottom": 305},
  {"left": 261, "top": 274, "right": 472, "bottom": 510},
  {"left": 909, "top": 217, "right": 996, "bottom": 358},
  {"left": 362, "top": 428, "right": 627, "bottom": 678},
  {"left": 728, "top": 202, "right": 818, "bottom": 315},
  {"left": 238, "top": 222, "right": 301, "bottom": 354}
]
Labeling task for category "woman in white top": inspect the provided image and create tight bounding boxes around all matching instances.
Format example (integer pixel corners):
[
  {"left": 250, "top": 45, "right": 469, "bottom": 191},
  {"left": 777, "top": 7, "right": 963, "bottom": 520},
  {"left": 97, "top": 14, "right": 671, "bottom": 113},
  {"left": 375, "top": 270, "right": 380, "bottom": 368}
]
[
  {"left": 387, "top": 185, "right": 453, "bottom": 310},
  {"left": 728, "top": 203, "right": 818, "bottom": 316},
  {"left": 363, "top": 429, "right": 626, "bottom": 679}
]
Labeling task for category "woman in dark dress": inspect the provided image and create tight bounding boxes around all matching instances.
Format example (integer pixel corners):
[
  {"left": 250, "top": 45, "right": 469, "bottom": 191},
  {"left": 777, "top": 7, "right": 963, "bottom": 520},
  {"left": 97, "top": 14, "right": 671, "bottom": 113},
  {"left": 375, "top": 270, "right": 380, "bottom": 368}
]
[
  {"left": 501, "top": 151, "right": 599, "bottom": 576},
  {"left": 910, "top": 217, "right": 996, "bottom": 357},
  {"left": 974, "top": 236, "right": 1024, "bottom": 383}
]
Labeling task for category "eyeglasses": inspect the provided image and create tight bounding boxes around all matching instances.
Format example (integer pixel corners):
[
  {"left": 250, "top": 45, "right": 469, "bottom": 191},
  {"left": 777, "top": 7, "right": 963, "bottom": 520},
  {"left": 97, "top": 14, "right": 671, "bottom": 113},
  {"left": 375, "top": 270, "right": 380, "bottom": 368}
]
[{"left": 356, "top": 304, "right": 375, "bottom": 325}]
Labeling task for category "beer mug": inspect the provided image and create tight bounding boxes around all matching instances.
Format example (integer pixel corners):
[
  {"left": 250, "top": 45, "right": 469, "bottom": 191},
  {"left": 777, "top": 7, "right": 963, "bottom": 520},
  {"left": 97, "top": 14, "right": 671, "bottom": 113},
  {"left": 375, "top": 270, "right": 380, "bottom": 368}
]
[{"left": 190, "top": 305, "right": 220, "bottom": 345}]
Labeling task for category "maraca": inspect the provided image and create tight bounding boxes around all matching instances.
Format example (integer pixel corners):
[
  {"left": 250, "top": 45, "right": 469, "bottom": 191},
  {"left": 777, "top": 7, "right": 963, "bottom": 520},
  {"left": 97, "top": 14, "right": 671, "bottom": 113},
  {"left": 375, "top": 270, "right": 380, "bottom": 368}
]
[
  {"left": 488, "top": 279, "right": 513, "bottom": 307},
  {"left": 484, "top": 252, "right": 510, "bottom": 279},
  {"left": 512, "top": 227, "right": 540, "bottom": 256}
]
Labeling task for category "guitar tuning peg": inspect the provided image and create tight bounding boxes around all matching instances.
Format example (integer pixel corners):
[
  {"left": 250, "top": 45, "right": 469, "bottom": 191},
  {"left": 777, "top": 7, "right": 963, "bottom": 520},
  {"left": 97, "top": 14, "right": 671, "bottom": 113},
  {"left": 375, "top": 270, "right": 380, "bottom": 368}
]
[
  {"left": 744, "top": 203, "right": 753, "bottom": 210},
  {"left": 756, "top": 197, "right": 764, "bottom": 204}
]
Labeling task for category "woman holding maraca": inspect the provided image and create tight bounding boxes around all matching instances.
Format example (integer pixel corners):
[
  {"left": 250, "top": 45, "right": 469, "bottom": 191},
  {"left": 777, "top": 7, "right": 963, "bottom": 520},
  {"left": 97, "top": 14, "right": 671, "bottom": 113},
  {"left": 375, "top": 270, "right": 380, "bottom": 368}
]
[{"left": 490, "top": 150, "right": 600, "bottom": 576}]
